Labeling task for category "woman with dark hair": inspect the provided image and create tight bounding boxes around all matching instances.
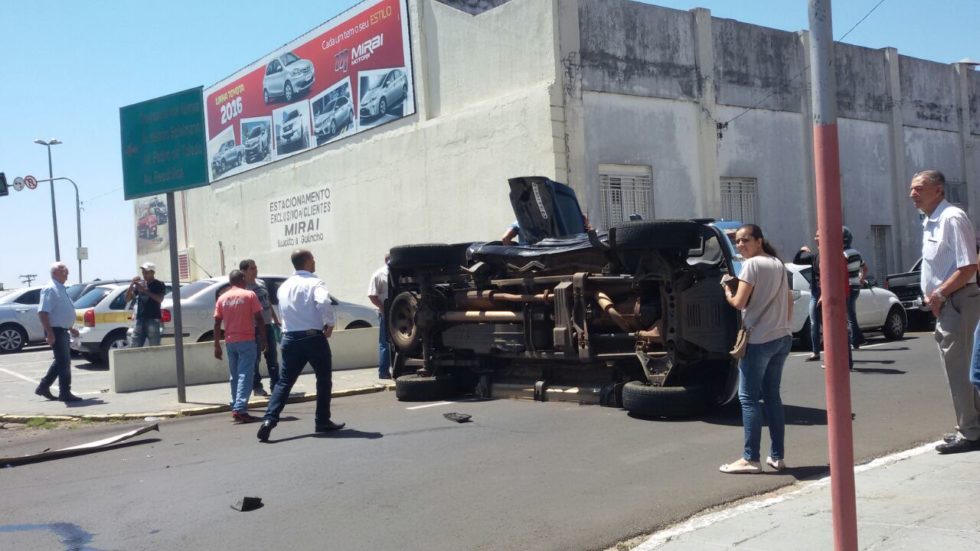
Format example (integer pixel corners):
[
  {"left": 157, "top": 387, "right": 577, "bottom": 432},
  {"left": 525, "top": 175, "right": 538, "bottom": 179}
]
[{"left": 719, "top": 224, "right": 794, "bottom": 474}]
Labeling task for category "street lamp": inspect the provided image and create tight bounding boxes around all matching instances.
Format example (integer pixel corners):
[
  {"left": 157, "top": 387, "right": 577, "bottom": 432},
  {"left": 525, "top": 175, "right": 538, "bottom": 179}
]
[{"left": 34, "top": 139, "right": 63, "bottom": 261}]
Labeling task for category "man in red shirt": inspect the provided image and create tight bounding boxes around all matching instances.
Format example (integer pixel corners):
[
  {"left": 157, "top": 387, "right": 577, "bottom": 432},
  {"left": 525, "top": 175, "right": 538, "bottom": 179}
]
[{"left": 214, "top": 269, "right": 267, "bottom": 423}]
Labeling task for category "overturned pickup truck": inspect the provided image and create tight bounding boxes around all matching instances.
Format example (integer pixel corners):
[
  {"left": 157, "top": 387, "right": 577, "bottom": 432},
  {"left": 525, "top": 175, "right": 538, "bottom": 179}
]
[{"left": 385, "top": 177, "right": 740, "bottom": 418}]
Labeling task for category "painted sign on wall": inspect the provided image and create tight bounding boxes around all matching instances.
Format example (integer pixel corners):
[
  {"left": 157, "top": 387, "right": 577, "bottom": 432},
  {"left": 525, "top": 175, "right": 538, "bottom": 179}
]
[
  {"left": 268, "top": 187, "right": 335, "bottom": 249},
  {"left": 204, "top": 0, "right": 414, "bottom": 182}
]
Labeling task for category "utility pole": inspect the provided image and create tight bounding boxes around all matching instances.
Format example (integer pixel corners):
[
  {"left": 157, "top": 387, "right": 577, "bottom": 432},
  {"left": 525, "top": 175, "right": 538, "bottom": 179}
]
[
  {"left": 809, "top": 1, "right": 858, "bottom": 549},
  {"left": 19, "top": 274, "right": 38, "bottom": 287},
  {"left": 34, "top": 139, "right": 63, "bottom": 261}
]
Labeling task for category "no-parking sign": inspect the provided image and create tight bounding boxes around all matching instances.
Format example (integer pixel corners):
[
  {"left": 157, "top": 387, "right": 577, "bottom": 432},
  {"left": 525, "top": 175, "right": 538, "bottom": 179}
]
[{"left": 24, "top": 175, "right": 38, "bottom": 189}]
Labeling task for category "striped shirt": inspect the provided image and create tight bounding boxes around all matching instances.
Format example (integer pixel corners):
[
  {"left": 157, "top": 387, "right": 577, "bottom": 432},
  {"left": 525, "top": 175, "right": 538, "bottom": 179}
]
[
  {"left": 844, "top": 248, "right": 864, "bottom": 288},
  {"left": 920, "top": 200, "right": 977, "bottom": 296}
]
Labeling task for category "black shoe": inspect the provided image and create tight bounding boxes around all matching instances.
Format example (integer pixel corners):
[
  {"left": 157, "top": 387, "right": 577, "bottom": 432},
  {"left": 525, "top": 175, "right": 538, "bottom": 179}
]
[
  {"left": 935, "top": 437, "right": 980, "bottom": 454},
  {"left": 805, "top": 354, "right": 820, "bottom": 362},
  {"left": 315, "top": 420, "right": 346, "bottom": 432},
  {"left": 35, "top": 386, "right": 56, "bottom": 400},
  {"left": 59, "top": 393, "right": 83, "bottom": 403},
  {"left": 253, "top": 387, "right": 269, "bottom": 397},
  {"left": 943, "top": 433, "right": 958, "bottom": 443},
  {"left": 257, "top": 420, "right": 275, "bottom": 442}
]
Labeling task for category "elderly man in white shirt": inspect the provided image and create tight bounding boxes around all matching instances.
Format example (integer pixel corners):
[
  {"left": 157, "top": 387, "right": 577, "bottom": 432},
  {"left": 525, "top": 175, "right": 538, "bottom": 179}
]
[
  {"left": 367, "top": 253, "right": 391, "bottom": 379},
  {"left": 257, "top": 249, "right": 345, "bottom": 442},
  {"left": 910, "top": 169, "right": 980, "bottom": 454}
]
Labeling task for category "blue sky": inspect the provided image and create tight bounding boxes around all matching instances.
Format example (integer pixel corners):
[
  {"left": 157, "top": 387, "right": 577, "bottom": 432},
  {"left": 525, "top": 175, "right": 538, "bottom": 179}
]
[{"left": 1, "top": 0, "right": 976, "bottom": 291}]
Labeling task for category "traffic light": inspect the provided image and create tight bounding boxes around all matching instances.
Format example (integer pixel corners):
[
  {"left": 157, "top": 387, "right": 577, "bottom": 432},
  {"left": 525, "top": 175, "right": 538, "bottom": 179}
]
[{"left": 0, "top": 172, "right": 8, "bottom": 197}]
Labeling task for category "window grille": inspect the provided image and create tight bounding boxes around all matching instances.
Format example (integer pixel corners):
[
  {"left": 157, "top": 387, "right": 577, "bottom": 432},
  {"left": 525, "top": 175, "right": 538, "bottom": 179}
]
[
  {"left": 720, "top": 177, "right": 757, "bottom": 223},
  {"left": 598, "top": 165, "right": 652, "bottom": 230},
  {"left": 871, "top": 225, "right": 892, "bottom": 286}
]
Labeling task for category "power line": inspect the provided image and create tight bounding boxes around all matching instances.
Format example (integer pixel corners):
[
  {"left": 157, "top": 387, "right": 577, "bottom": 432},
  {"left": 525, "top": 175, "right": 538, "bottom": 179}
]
[
  {"left": 838, "top": 0, "right": 887, "bottom": 42},
  {"left": 82, "top": 186, "right": 122, "bottom": 204}
]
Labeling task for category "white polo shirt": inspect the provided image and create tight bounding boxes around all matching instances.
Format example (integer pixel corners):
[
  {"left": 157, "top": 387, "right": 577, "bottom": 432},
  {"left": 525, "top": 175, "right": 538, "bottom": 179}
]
[
  {"left": 367, "top": 264, "right": 389, "bottom": 305},
  {"left": 920, "top": 199, "right": 978, "bottom": 296},
  {"left": 276, "top": 270, "right": 336, "bottom": 332}
]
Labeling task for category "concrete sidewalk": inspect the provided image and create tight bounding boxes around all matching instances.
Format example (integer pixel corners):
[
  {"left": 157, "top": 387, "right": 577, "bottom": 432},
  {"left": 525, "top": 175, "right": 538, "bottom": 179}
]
[
  {"left": 628, "top": 442, "right": 980, "bottom": 550},
  {"left": 0, "top": 365, "right": 393, "bottom": 422}
]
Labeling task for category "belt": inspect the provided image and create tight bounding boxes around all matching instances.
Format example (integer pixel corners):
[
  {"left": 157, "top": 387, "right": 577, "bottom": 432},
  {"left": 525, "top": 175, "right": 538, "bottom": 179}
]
[
  {"left": 284, "top": 329, "right": 323, "bottom": 337},
  {"left": 52, "top": 326, "right": 70, "bottom": 331}
]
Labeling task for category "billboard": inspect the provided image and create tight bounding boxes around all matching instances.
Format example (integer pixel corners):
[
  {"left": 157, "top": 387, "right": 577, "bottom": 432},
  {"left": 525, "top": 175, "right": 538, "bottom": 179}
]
[{"left": 203, "top": 0, "right": 414, "bottom": 182}]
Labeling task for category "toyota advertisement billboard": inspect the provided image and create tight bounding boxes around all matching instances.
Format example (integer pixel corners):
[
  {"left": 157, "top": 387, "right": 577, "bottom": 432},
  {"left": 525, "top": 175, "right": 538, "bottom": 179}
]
[{"left": 204, "top": 0, "right": 414, "bottom": 182}]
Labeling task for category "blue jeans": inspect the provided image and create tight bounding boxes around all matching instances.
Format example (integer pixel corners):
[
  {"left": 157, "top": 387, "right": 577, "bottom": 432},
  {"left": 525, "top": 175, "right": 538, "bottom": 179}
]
[
  {"left": 970, "top": 321, "right": 980, "bottom": 392},
  {"left": 226, "top": 340, "right": 257, "bottom": 413},
  {"left": 738, "top": 335, "right": 792, "bottom": 462},
  {"left": 253, "top": 324, "right": 280, "bottom": 390},
  {"left": 808, "top": 293, "right": 821, "bottom": 355},
  {"left": 379, "top": 313, "right": 390, "bottom": 377},
  {"left": 263, "top": 333, "right": 333, "bottom": 426},
  {"left": 131, "top": 319, "right": 161, "bottom": 347},
  {"left": 847, "top": 287, "right": 864, "bottom": 346},
  {"left": 40, "top": 328, "right": 72, "bottom": 396}
]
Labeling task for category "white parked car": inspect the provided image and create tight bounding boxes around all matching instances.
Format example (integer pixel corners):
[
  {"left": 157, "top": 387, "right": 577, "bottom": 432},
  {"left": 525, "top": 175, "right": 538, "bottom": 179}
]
[
  {"left": 0, "top": 287, "right": 45, "bottom": 353},
  {"left": 786, "top": 263, "right": 907, "bottom": 348},
  {"left": 159, "top": 275, "right": 377, "bottom": 342}
]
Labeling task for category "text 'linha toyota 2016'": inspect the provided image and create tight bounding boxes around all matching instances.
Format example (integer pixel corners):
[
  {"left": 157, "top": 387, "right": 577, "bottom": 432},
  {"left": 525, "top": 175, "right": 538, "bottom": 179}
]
[{"left": 384, "top": 177, "right": 743, "bottom": 419}]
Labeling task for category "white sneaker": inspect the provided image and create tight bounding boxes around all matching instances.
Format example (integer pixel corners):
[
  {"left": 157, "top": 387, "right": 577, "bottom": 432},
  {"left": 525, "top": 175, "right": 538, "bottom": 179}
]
[{"left": 766, "top": 456, "right": 786, "bottom": 471}]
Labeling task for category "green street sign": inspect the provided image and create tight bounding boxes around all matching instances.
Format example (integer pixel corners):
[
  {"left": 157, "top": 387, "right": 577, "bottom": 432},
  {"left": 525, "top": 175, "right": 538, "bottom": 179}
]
[{"left": 120, "top": 87, "right": 208, "bottom": 200}]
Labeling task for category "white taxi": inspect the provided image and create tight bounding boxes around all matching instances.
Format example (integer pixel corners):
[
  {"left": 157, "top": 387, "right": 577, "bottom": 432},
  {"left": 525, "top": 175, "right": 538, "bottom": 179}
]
[{"left": 70, "top": 283, "right": 170, "bottom": 364}]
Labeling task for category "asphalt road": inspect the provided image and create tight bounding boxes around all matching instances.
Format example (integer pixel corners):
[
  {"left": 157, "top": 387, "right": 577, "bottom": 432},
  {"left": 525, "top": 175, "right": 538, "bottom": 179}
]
[{"left": 0, "top": 330, "right": 959, "bottom": 551}]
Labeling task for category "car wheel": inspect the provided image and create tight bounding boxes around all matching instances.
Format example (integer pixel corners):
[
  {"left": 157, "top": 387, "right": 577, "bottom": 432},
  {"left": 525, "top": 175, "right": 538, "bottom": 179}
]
[
  {"left": 328, "top": 120, "right": 336, "bottom": 136},
  {"left": 622, "top": 381, "right": 706, "bottom": 418},
  {"left": 388, "top": 292, "right": 420, "bottom": 353},
  {"left": 379, "top": 97, "right": 387, "bottom": 116},
  {"left": 263, "top": 89, "right": 270, "bottom": 104},
  {"left": 0, "top": 324, "right": 27, "bottom": 353},
  {"left": 388, "top": 243, "right": 469, "bottom": 270},
  {"left": 284, "top": 82, "right": 294, "bottom": 102},
  {"left": 613, "top": 220, "right": 702, "bottom": 250},
  {"left": 100, "top": 330, "right": 130, "bottom": 364},
  {"left": 394, "top": 373, "right": 459, "bottom": 402},
  {"left": 882, "top": 306, "right": 906, "bottom": 340}
]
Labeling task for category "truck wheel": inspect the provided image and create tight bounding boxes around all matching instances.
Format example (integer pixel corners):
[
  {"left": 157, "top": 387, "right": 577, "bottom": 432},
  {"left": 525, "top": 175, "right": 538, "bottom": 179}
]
[
  {"left": 882, "top": 306, "right": 906, "bottom": 340},
  {"left": 394, "top": 374, "right": 459, "bottom": 402},
  {"left": 388, "top": 243, "right": 468, "bottom": 269},
  {"left": 388, "top": 292, "right": 420, "bottom": 353},
  {"left": 622, "top": 381, "right": 706, "bottom": 418},
  {"left": 613, "top": 220, "right": 702, "bottom": 250}
]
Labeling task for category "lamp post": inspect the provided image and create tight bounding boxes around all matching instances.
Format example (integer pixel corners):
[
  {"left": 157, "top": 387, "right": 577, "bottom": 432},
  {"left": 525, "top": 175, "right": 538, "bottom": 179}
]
[
  {"left": 34, "top": 139, "right": 63, "bottom": 261},
  {"left": 38, "top": 177, "right": 83, "bottom": 283}
]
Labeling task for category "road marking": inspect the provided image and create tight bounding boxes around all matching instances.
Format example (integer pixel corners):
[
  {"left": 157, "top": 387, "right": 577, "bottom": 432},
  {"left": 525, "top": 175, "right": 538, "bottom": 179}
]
[
  {"left": 0, "top": 367, "right": 39, "bottom": 384},
  {"left": 405, "top": 401, "right": 453, "bottom": 410},
  {"left": 792, "top": 340, "right": 896, "bottom": 357},
  {"left": 632, "top": 441, "right": 938, "bottom": 550}
]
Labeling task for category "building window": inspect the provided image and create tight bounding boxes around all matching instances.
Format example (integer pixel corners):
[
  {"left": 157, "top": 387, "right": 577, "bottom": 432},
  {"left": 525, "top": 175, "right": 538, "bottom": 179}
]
[
  {"left": 598, "top": 164, "right": 652, "bottom": 230},
  {"left": 946, "top": 180, "right": 967, "bottom": 209},
  {"left": 871, "top": 225, "right": 892, "bottom": 286},
  {"left": 720, "top": 177, "right": 757, "bottom": 223}
]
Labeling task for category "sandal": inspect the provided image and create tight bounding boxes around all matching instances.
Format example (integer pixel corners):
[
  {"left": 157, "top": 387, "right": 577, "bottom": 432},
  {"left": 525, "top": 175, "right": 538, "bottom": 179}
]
[
  {"left": 766, "top": 457, "right": 786, "bottom": 471},
  {"left": 718, "top": 459, "right": 762, "bottom": 474}
]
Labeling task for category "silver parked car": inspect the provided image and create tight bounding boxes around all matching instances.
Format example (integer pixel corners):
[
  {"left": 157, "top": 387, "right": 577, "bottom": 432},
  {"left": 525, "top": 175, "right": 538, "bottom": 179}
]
[
  {"left": 0, "top": 288, "right": 45, "bottom": 353},
  {"left": 262, "top": 51, "right": 315, "bottom": 104},
  {"left": 359, "top": 69, "right": 408, "bottom": 119},
  {"left": 159, "top": 276, "right": 377, "bottom": 342},
  {"left": 211, "top": 140, "right": 244, "bottom": 176},
  {"left": 278, "top": 109, "right": 307, "bottom": 150},
  {"left": 314, "top": 96, "right": 354, "bottom": 138}
]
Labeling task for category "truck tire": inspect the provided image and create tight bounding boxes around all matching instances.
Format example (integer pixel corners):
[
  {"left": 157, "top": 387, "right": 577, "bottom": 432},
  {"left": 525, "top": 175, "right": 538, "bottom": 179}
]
[
  {"left": 613, "top": 220, "right": 702, "bottom": 250},
  {"left": 395, "top": 374, "right": 459, "bottom": 402},
  {"left": 389, "top": 243, "right": 468, "bottom": 269},
  {"left": 388, "top": 292, "right": 420, "bottom": 353},
  {"left": 622, "top": 381, "right": 706, "bottom": 418}
]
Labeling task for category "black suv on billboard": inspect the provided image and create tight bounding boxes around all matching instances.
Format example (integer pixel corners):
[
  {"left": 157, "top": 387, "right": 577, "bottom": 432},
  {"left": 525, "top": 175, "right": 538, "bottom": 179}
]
[{"left": 385, "top": 177, "right": 741, "bottom": 418}]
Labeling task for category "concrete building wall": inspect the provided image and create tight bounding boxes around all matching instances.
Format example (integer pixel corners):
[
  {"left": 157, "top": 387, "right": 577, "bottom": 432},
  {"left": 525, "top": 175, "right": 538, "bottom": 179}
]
[
  {"left": 834, "top": 43, "right": 890, "bottom": 124},
  {"left": 900, "top": 56, "right": 959, "bottom": 132},
  {"left": 712, "top": 18, "right": 804, "bottom": 113}
]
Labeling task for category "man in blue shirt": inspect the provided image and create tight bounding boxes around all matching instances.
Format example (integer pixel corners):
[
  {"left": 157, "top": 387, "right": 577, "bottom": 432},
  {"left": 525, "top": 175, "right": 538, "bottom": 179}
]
[{"left": 36, "top": 262, "right": 82, "bottom": 402}]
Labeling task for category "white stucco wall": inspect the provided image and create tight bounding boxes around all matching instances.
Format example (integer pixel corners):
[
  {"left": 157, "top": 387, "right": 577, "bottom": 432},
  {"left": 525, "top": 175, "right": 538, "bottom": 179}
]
[{"left": 142, "top": 0, "right": 562, "bottom": 303}]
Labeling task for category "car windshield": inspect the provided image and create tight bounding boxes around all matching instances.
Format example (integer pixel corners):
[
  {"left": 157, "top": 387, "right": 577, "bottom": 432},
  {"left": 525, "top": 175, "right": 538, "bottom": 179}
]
[
  {"left": 74, "top": 287, "right": 113, "bottom": 308},
  {"left": 284, "top": 111, "right": 299, "bottom": 122},
  {"left": 282, "top": 52, "right": 299, "bottom": 65},
  {"left": 248, "top": 126, "right": 263, "bottom": 138}
]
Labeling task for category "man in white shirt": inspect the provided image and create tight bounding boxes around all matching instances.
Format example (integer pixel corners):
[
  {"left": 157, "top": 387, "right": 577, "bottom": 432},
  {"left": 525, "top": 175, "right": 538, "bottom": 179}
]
[
  {"left": 910, "top": 169, "right": 980, "bottom": 454},
  {"left": 257, "top": 249, "right": 345, "bottom": 442},
  {"left": 367, "top": 253, "right": 391, "bottom": 379}
]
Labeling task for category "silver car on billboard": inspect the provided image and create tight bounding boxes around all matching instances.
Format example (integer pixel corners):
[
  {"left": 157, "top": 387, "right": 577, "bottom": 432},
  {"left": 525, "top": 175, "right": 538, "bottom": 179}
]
[
  {"left": 359, "top": 69, "right": 408, "bottom": 119},
  {"left": 262, "top": 51, "right": 315, "bottom": 104}
]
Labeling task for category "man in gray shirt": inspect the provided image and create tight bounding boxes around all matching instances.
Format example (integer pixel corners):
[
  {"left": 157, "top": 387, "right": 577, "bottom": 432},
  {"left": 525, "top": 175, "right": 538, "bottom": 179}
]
[
  {"left": 36, "top": 262, "right": 82, "bottom": 402},
  {"left": 240, "top": 259, "right": 281, "bottom": 397}
]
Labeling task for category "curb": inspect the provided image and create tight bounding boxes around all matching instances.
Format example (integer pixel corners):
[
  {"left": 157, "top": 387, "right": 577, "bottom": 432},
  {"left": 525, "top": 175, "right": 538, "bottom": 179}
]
[{"left": 0, "top": 383, "right": 394, "bottom": 423}]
